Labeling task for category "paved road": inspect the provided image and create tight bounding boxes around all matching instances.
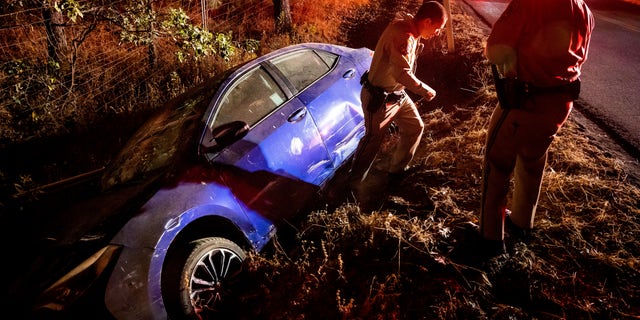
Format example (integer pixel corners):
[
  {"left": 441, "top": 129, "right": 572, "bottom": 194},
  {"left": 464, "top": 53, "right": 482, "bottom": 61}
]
[
  {"left": 579, "top": 3, "right": 640, "bottom": 155},
  {"left": 463, "top": 0, "right": 640, "bottom": 158}
]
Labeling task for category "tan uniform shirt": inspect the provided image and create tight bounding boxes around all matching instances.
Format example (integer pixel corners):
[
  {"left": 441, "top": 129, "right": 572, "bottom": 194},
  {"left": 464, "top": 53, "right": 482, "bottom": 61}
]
[
  {"left": 486, "top": 0, "right": 594, "bottom": 87},
  {"left": 368, "top": 13, "right": 433, "bottom": 97}
]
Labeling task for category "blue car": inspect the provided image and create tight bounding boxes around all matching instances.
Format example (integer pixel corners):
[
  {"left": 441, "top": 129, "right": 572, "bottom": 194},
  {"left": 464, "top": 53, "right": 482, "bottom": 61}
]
[{"left": 38, "top": 43, "right": 372, "bottom": 319}]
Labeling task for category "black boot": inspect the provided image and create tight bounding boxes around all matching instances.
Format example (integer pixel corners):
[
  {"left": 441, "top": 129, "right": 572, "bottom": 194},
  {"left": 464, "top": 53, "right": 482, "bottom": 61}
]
[
  {"left": 450, "top": 223, "right": 507, "bottom": 266},
  {"left": 505, "top": 214, "right": 532, "bottom": 242}
]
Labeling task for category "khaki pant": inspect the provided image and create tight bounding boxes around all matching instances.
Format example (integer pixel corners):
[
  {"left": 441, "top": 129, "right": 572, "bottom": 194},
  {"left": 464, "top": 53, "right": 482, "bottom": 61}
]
[
  {"left": 481, "top": 92, "right": 573, "bottom": 241},
  {"left": 349, "top": 88, "right": 424, "bottom": 184}
]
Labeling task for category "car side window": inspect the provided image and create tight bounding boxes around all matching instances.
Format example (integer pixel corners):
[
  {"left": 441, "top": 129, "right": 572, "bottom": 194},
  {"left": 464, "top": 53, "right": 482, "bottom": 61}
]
[
  {"left": 213, "top": 66, "right": 286, "bottom": 128},
  {"left": 270, "top": 49, "right": 337, "bottom": 92},
  {"left": 315, "top": 50, "right": 339, "bottom": 67}
]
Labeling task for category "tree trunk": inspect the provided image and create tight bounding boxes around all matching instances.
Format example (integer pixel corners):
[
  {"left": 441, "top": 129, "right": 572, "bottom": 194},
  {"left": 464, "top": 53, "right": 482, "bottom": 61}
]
[
  {"left": 273, "top": 0, "right": 292, "bottom": 34},
  {"left": 148, "top": 0, "right": 157, "bottom": 68},
  {"left": 41, "top": 1, "right": 70, "bottom": 71}
]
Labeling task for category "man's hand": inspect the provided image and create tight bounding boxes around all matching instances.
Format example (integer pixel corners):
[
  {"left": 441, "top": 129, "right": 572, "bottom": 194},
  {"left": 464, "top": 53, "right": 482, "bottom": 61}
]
[
  {"left": 486, "top": 44, "right": 517, "bottom": 78},
  {"left": 497, "top": 62, "right": 517, "bottom": 78},
  {"left": 423, "top": 86, "right": 436, "bottom": 101},
  {"left": 415, "top": 82, "right": 436, "bottom": 102}
]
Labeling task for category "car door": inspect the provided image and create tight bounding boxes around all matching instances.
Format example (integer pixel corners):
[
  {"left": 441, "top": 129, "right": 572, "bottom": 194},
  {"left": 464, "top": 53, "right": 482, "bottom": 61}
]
[
  {"left": 201, "top": 64, "right": 332, "bottom": 220},
  {"left": 268, "top": 48, "right": 365, "bottom": 168}
]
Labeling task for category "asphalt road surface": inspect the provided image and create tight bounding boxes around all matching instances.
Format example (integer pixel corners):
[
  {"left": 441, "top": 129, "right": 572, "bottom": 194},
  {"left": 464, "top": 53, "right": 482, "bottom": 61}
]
[
  {"left": 579, "top": 0, "right": 640, "bottom": 156},
  {"left": 464, "top": 0, "right": 640, "bottom": 159}
]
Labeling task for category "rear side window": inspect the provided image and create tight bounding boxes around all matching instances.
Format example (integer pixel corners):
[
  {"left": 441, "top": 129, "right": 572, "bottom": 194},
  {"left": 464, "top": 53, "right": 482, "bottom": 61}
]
[
  {"left": 213, "top": 67, "right": 286, "bottom": 128},
  {"left": 270, "top": 49, "right": 337, "bottom": 92}
]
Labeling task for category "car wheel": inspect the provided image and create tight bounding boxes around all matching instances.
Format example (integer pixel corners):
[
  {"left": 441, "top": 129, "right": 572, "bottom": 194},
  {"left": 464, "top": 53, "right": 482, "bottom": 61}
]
[{"left": 175, "top": 237, "right": 246, "bottom": 319}]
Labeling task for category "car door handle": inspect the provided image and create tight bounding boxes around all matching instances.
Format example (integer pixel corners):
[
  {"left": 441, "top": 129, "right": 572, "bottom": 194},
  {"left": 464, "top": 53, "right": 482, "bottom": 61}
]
[
  {"left": 343, "top": 69, "right": 356, "bottom": 79},
  {"left": 287, "top": 107, "right": 307, "bottom": 123}
]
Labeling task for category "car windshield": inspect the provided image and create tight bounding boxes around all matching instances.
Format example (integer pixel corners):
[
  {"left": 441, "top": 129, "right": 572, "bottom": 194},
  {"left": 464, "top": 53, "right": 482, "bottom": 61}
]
[{"left": 100, "top": 79, "right": 223, "bottom": 190}]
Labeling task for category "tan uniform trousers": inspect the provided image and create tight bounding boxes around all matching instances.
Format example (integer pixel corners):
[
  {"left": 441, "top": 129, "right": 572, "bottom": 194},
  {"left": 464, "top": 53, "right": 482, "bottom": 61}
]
[
  {"left": 350, "top": 88, "right": 424, "bottom": 184},
  {"left": 481, "top": 92, "right": 573, "bottom": 241}
]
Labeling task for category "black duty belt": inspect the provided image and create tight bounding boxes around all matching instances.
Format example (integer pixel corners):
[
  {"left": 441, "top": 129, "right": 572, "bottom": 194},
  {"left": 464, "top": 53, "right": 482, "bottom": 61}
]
[
  {"left": 492, "top": 64, "right": 581, "bottom": 110},
  {"left": 360, "top": 71, "right": 405, "bottom": 103},
  {"left": 522, "top": 80, "right": 581, "bottom": 99}
]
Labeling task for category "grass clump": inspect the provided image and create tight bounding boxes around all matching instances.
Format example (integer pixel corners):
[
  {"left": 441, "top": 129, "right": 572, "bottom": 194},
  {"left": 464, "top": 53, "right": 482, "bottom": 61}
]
[
  {"left": 221, "top": 1, "right": 640, "bottom": 319},
  {"left": 2, "top": 0, "right": 639, "bottom": 318}
]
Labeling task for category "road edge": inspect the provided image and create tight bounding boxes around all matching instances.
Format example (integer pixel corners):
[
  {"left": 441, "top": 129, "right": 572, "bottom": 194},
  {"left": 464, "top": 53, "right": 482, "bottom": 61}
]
[{"left": 459, "top": 0, "right": 640, "bottom": 185}]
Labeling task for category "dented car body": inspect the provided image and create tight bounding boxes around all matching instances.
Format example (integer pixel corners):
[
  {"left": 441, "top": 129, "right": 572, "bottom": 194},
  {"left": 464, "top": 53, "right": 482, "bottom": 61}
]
[{"left": 39, "top": 43, "right": 372, "bottom": 319}]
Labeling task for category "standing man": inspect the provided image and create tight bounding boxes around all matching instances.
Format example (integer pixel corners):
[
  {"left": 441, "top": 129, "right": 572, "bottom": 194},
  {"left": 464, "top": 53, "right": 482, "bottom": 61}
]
[
  {"left": 350, "top": 1, "right": 448, "bottom": 206},
  {"left": 480, "top": 0, "right": 594, "bottom": 254}
]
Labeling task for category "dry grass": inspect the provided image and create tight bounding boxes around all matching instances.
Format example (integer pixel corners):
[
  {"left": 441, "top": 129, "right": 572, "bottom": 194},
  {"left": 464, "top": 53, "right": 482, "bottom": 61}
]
[
  {"left": 212, "top": 1, "right": 640, "bottom": 319},
  {"left": 2, "top": 0, "right": 639, "bottom": 318},
  {"left": 230, "top": 97, "right": 640, "bottom": 319},
  {"left": 291, "top": 0, "right": 370, "bottom": 41},
  {"left": 0, "top": 0, "right": 368, "bottom": 147},
  {"left": 0, "top": 0, "right": 370, "bottom": 196}
]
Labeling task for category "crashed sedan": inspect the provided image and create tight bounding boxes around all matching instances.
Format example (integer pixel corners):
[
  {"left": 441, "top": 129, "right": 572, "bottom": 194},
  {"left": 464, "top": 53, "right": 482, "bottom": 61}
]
[{"left": 37, "top": 42, "right": 372, "bottom": 319}]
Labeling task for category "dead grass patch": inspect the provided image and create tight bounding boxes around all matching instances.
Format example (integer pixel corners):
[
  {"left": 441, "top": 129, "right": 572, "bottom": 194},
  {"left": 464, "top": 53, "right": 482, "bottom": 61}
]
[
  {"left": 2, "top": 0, "right": 639, "bottom": 318},
  {"left": 222, "top": 1, "right": 640, "bottom": 319}
]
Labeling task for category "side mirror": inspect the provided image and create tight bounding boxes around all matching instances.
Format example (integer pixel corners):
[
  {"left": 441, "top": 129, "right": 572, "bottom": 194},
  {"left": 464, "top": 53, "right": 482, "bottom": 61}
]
[{"left": 201, "top": 120, "right": 250, "bottom": 154}]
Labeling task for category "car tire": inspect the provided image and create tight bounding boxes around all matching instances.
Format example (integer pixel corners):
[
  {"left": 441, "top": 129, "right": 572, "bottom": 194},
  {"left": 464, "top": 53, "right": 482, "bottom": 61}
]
[{"left": 170, "top": 237, "right": 247, "bottom": 319}]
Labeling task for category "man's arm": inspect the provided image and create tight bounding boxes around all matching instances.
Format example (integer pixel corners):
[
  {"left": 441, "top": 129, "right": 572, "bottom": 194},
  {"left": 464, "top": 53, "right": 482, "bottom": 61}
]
[
  {"left": 485, "top": 0, "right": 527, "bottom": 78},
  {"left": 389, "top": 35, "right": 436, "bottom": 100}
]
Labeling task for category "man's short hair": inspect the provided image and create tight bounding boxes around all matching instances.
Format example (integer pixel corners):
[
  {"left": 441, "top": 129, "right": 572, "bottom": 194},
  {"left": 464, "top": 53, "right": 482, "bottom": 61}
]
[{"left": 415, "top": 1, "right": 447, "bottom": 23}]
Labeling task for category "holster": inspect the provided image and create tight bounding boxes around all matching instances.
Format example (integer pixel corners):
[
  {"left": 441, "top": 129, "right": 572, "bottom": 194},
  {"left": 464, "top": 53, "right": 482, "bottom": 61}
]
[
  {"left": 491, "top": 65, "right": 582, "bottom": 110},
  {"left": 492, "top": 64, "right": 525, "bottom": 110},
  {"left": 360, "top": 71, "right": 405, "bottom": 112}
]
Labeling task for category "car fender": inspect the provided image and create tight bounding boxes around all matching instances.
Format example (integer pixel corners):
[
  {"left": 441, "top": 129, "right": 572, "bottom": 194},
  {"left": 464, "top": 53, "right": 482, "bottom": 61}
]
[
  {"left": 105, "top": 182, "right": 275, "bottom": 319},
  {"left": 110, "top": 176, "right": 273, "bottom": 246}
]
